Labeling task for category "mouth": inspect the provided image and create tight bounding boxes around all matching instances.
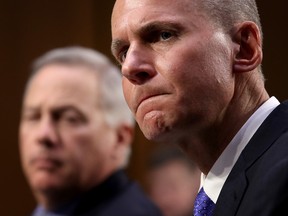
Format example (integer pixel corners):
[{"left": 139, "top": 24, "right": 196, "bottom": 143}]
[
  {"left": 135, "top": 93, "right": 169, "bottom": 113},
  {"left": 31, "top": 156, "right": 61, "bottom": 171}
]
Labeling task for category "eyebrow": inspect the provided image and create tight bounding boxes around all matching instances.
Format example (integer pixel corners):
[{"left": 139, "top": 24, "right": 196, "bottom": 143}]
[
  {"left": 51, "top": 105, "right": 88, "bottom": 117},
  {"left": 111, "top": 39, "right": 125, "bottom": 57},
  {"left": 139, "top": 21, "right": 181, "bottom": 34},
  {"left": 22, "top": 106, "right": 38, "bottom": 114},
  {"left": 22, "top": 105, "right": 83, "bottom": 115}
]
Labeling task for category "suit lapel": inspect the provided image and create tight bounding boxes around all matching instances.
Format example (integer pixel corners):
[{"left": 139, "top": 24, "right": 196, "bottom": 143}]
[{"left": 213, "top": 101, "right": 288, "bottom": 216}]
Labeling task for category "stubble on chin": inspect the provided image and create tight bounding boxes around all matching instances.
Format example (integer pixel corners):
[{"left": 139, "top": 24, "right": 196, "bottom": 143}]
[{"left": 139, "top": 111, "right": 173, "bottom": 142}]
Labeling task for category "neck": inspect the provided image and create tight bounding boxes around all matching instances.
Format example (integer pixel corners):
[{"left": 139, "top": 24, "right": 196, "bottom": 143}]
[{"left": 180, "top": 73, "right": 269, "bottom": 175}]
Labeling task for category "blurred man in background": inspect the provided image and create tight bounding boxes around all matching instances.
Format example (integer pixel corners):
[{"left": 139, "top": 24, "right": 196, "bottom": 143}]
[
  {"left": 19, "top": 46, "right": 163, "bottom": 216},
  {"left": 147, "top": 145, "right": 201, "bottom": 216}
]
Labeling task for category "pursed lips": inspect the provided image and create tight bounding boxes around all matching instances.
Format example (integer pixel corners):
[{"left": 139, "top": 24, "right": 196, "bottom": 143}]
[
  {"left": 30, "top": 155, "right": 62, "bottom": 170},
  {"left": 135, "top": 93, "right": 169, "bottom": 113}
]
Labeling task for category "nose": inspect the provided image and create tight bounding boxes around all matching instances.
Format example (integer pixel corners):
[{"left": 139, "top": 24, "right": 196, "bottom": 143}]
[
  {"left": 36, "top": 117, "right": 59, "bottom": 148},
  {"left": 121, "top": 44, "right": 156, "bottom": 85}
]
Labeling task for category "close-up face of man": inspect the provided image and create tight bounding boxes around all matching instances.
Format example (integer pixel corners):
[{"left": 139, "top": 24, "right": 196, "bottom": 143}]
[
  {"left": 111, "top": 0, "right": 236, "bottom": 144},
  {"left": 19, "top": 64, "right": 119, "bottom": 196}
]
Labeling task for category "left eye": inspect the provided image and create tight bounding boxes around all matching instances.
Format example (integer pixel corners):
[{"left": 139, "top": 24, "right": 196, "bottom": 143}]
[
  {"left": 65, "top": 116, "right": 78, "bottom": 123},
  {"left": 160, "top": 31, "right": 173, "bottom": 40}
]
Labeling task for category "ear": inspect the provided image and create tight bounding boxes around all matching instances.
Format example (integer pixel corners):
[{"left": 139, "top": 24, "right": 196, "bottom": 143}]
[
  {"left": 116, "top": 124, "right": 134, "bottom": 147},
  {"left": 112, "top": 124, "right": 134, "bottom": 163},
  {"left": 232, "top": 21, "right": 263, "bottom": 73}
]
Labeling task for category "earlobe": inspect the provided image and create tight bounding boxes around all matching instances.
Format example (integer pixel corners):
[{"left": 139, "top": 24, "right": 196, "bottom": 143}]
[{"left": 233, "top": 22, "right": 263, "bottom": 73}]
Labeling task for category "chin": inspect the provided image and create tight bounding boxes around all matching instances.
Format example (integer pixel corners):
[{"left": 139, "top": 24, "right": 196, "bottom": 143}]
[
  {"left": 141, "top": 123, "right": 174, "bottom": 144},
  {"left": 30, "top": 174, "right": 64, "bottom": 192}
]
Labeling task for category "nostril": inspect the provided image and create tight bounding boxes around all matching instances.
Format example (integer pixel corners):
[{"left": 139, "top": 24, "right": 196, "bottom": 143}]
[
  {"left": 136, "top": 71, "right": 150, "bottom": 80},
  {"left": 45, "top": 140, "right": 54, "bottom": 148},
  {"left": 125, "top": 71, "right": 152, "bottom": 85},
  {"left": 39, "top": 137, "right": 56, "bottom": 149}
]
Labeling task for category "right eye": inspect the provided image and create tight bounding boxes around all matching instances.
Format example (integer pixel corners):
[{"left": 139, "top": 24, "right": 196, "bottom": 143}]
[
  {"left": 118, "top": 49, "right": 128, "bottom": 64},
  {"left": 159, "top": 31, "right": 173, "bottom": 41},
  {"left": 22, "top": 112, "right": 40, "bottom": 121}
]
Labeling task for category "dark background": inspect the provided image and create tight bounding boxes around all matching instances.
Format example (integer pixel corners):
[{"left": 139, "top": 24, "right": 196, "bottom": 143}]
[{"left": 0, "top": 1, "right": 287, "bottom": 215}]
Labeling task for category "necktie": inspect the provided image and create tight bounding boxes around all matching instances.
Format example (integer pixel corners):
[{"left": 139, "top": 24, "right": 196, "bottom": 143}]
[{"left": 193, "top": 187, "right": 215, "bottom": 216}]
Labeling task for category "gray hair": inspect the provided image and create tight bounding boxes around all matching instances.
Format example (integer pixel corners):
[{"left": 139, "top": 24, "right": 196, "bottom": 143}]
[
  {"left": 27, "top": 46, "right": 134, "bottom": 168},
  {"left": 198, "top": 0, "right": 262, "bottom": 38},
  {"left": 29, "top": 46, "right": 135, "bottom": 128},
  {"left": 196, "top": 0, "right": 264, "bottom": 78}
]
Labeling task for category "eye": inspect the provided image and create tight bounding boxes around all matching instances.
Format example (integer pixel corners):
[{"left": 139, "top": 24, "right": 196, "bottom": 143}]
[
  {"left": 22, "top": 111, "right": 40, "bottom": 122},
  {"left": 53, "top": 109, "right": 86, "bottom": 127},
  {"left": 119, "top": 49, "right": 128, "bottom": 64},
  {"left": 160, "top": 31, "right": 173, "bottom": 41},
  {"left": 63, "top": 115, "right": 79, "bottom": 124},
  {"left": 62, "top": 112, "right": 83, "bottom": 125}
]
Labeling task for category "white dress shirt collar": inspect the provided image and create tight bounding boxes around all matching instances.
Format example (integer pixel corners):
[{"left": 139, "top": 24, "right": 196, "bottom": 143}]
[{"left": 201, "top": 96, "right": 280, "bottom": 203}]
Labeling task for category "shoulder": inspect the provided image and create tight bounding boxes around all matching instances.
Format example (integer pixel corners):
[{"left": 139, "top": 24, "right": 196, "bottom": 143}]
[
  {"left": 82, "top": 181, "right": 163, "bottom": 216},
  {"left": 105, "top": 181, "right": 163, "bottom": 216}
]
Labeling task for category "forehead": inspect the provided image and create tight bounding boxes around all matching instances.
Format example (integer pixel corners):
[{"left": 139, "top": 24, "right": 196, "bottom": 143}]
[
  {"left": 24, "top": 64, "right": 99, "bottom": 108},
  {"left": 113, "top": 0, "right": 195, "bottom": 14},
  {"left": 112, "top": 0, "right": 198, "bottom": 30}
]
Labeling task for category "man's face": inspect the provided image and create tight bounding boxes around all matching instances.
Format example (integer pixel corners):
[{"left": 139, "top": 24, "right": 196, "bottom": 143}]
[
  {"left": 111, "top": 0, "right": 235, "bottom": 143},
  {"left": 20, "top": 64, "right": 118, "bottom": 195}
]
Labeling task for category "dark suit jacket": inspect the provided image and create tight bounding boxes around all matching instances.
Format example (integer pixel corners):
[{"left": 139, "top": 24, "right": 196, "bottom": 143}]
[
  {"left": 33, "top": 170, "right": 163, "bottom": 216},
  {"left": 213, "top": 101, "right": 288, "bottom": 216}
]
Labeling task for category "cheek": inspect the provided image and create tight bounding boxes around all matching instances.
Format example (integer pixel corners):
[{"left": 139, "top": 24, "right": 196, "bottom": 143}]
[
  {"left": 61, "top": 125, "right": 112, "bottom": 160},
  {"left": 60, "top": 131, "right": 99, "bottom": 176},
  {"left": 62, "top": 129, "right": 95, "bottom": 152},
  {"left": 19, "top": 130, "right": 33, "bottom": 164},
  {"left": 122, "top": 79, "right": 134, "bottom": 110},
  {"left": 172, "top": 41, "right": 233, "bottom": 95}
]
